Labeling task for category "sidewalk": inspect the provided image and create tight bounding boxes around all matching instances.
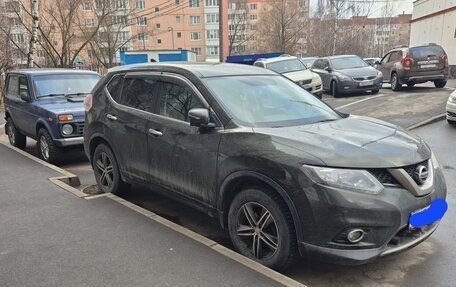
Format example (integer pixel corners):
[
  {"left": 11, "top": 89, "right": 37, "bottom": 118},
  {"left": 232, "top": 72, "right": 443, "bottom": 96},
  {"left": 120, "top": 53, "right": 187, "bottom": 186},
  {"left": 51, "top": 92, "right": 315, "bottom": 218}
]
[{"left": 0, "top": 143, "right": 288, "bottom": 287}]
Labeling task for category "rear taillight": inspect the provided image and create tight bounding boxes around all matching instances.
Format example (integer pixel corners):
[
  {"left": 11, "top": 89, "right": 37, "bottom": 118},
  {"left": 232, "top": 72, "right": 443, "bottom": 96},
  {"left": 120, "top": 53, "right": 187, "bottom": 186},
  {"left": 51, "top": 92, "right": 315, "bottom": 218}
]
[
  {"left": 442, "top": 54, "right": 449, "bottom": 67},
  {"left": 403, "top": 57, "right": 413, "bottom": 70},
  {"left": 84, "top": 94, "right": 93, "bottom": 112}
]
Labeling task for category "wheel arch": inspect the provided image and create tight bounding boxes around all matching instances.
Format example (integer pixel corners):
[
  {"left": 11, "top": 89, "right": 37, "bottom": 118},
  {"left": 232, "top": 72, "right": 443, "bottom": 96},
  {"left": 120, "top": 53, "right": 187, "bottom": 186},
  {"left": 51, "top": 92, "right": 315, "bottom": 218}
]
[
  {"left": 88, "top": 134, "right": 127, "bottom": 182},
  {"left": 218, "top": 171, "right": 304, "bottom": 242}
]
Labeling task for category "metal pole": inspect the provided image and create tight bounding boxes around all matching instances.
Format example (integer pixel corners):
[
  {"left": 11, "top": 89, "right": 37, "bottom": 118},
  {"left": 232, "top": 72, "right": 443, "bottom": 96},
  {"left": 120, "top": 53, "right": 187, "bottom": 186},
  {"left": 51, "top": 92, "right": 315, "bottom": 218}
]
[
  {"left": 219, "top": 0, "right": 224, "bottom": 62},
  {"left": 169, "top": 27, "right": 175, "bottom": 49},
  {"left": 27, "top": 0, "right": 39, "bottom": 68}
]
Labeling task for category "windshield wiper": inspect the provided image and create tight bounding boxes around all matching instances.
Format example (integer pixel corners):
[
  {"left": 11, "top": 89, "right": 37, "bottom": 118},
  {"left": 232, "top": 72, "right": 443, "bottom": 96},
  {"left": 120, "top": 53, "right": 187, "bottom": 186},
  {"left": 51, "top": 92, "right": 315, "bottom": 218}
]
[
  {"left": 65, "top": 93, "right": 89, "bottom": 98},
  {"left": 38, "top": 93, "right": 66, "bottom": 98}
]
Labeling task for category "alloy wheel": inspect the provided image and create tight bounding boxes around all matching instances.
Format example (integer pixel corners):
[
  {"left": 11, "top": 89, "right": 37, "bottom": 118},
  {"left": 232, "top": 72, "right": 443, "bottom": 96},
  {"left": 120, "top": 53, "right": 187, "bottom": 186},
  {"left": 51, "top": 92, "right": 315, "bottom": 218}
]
[
  {"left": 39, "top": 136, "right": 50, "bottom": 160},
  {"left": 96, "top": 152, "right": 114, "bottom": 188},
  {"left": 7, "top": 123, "right": 15, "bottom": 145},
  {"left": 236, "top": 202, "right": 279, "bottom": 260}
]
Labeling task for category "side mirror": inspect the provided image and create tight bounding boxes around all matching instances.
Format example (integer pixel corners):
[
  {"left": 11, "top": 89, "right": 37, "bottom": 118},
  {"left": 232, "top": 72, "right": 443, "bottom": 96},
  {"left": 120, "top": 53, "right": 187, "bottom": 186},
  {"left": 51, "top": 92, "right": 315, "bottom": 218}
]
[
  {"left": 20, "top": 92, "right": 30, "bottom": 102},
  {"left": 324, "top": 66, "right": 332, "bottom": 72},
  {"left": 374, "top": 61, "right": 381, "bottom": 65},
  {"left": 188, "top": 108, "right": 211, "bottom": 128}
]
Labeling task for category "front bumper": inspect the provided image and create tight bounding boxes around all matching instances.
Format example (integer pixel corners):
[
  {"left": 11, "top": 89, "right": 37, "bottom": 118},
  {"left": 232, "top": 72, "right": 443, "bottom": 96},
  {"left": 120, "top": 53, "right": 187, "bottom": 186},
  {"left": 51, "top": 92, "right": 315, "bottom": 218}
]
[
  {"left": 54, "top": 136, "right": 84, "bottom": 147},
  {"left": 296, "top": 166, "right": 447, "bottom": 265},
  {"left": 302, "top": 79, "right": 323, "bottom": 95},
  {"left": 338, "top": 78, "right": 382, "bottom": 94},
  {"left": 446, "top": 101, "right": 456, "bottom": 122}
]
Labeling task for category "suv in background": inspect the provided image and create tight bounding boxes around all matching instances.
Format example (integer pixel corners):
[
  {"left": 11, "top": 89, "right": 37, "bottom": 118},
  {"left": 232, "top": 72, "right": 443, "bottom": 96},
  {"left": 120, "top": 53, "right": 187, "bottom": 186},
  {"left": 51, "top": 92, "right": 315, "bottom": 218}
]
[
  {"left": 254, "top": 56, "right": 323, "bottom": 98},
  {"left": 375, "top": 44, "right": 449, "bottom": 91},
  {"left": 84, "top": 63, "right": 446, "bottom": 270},
  {"left": 3, "top": 69, "right": 100, "bottom": 163}
]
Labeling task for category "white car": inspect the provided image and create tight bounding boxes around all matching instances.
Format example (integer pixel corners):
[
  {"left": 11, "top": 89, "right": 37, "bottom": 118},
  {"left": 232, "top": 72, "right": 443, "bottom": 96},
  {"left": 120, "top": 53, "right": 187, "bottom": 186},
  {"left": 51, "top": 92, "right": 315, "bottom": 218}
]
[
  {"left": 447, "top": 90, "right": 456, "bottom": 125},
  {"left": 254, "top": 56, "right": 323, "bottom": 98}
]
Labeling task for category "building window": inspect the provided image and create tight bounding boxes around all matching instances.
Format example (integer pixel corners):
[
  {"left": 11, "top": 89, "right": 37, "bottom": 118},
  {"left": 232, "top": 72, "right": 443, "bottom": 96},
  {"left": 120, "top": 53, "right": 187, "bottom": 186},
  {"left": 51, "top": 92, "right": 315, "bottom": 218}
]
[
  {"left": 136, "top": 0, "right": 145, "bottom": 9},
  {"left": 175, "top": 0, "right": 180, "bottom": 5},
  {"left": 37, "top": 50, "right": 45, "bottom": 58},
  {"left": 189, "top": 0, "right": 199, "bottom": 8},
  {"left": 249, "top": 14, "right": 257, "bottom": 20},
  {"left": 84, "top": 19, "right": 94, "bottom": 27},
  {"left": 112, "top": 15, "right": 128, "bottom": 25},
  {"left": 118, "top": 32, "right": 130, "bottom": 42},
  {"left": 157, "top": 39, "right": 162, "bottom": 44},
  {"left": 249, "top": 3, "right": 257, "bottom": 9},
  {"left": 250, "top": 24, "right": 256, "bottom": 31},
  {"left": 155, "top": 7, "right": 160, "bottom": 12},
  {"left": 207, "top": 46, "right": 219, "bottom": 56},
  {"left": 137, "top": 17, "right": 147, "bottom": 26},
  {"left": 12, "top": 33, "right": 25, "bottom": 44},
  {"left": 190, "top": 32, "right": 201, "bottom": 41},
  {"left": 156, "top": 23, "right": 161, "bottom": 29},
  {"left": 114, "top": 0, "right": 128, "bottom": 9},
  {"left": 138, "top": 33, "right": 149, "bottom": 41},
  {"left": 191, "top": 47, "right": 202, "bottom": 55},
  {"left": 176, "top": 16, "right": 181, "bottom": 23},
  {"left": 205, "top": 0, "right": 218, "bottom": 6},
  {"left": 82, "top": 2, "right": 91, "bottom": 10},
  {"left": 177, "top": 32, "right": 182, "bottom": 38},
  {"left": 206, "top": 13, "right": 219, "bottom": 24},
  {"left": 189, "top": 16, "right": 200, "bottom": 25},
  {"left": 206, "top": 29, "right": 219, "bottom": 40}
]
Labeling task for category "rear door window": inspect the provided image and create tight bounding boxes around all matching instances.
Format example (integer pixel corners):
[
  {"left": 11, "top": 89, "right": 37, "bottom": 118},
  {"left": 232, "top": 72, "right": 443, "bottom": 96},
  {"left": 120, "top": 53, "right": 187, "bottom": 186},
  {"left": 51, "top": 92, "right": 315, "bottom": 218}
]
[
  {"left": 7, "top": 75, "right": 19, "bottom": 97},
  {"left": 158, "top": 78, "right": 205, "bottom": 122},
  {"left": 120, "top": 75, "right": 160, "bottom": 113},
  {"left": 19, "top": 76, "right": 30, "bottom": 99},
  {"left": 389, "top": 51, "right": 403, "bottom": 63},
  {"left": 409, "top": 46, "right": 445, "bottom": 58},
  {"left": 106, "top": 74, "right": 124, "bottom": 103},
  {"left": 381, "top": 53, "right": 391, "bottom": 64}
]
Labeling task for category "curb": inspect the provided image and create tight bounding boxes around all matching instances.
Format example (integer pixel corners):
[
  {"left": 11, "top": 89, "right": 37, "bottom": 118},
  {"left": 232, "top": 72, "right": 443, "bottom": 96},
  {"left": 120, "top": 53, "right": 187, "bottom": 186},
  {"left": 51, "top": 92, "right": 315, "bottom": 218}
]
[
  {"left": 0, "top": 134, "right": 307, "bottom": 287},
  {"left": 407, "top": 113, "right": 447, "bottom": 130}
]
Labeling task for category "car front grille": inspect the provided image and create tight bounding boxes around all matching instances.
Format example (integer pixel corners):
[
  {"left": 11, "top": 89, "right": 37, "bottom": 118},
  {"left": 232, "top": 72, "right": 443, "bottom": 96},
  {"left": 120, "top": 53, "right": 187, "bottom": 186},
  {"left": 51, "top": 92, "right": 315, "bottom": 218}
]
[
  {"left": 448, "top": 111, "right": 456, "bottom": 117},
  {"left": 402, "top": 161, "right": 428, "bottom": 186},
  {"left": 369, "top": 169, "right": 400, "bottom": 186},
  {"left": 353, "top": 76, "right": 376, "bottom": 81},
  {"left": 75, "top": 122, "right": 85, "bottom": 136}
]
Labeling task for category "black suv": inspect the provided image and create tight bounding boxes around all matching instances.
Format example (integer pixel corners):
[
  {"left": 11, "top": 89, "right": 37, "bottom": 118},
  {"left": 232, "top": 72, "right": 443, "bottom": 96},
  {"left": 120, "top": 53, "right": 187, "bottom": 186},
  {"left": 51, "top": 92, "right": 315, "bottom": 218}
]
[
  {"left": 84, "top": 63, "right": 447, "bottom": 269},
  {"left": 375, "top": 44, "right": 449, "bottom": 91}
]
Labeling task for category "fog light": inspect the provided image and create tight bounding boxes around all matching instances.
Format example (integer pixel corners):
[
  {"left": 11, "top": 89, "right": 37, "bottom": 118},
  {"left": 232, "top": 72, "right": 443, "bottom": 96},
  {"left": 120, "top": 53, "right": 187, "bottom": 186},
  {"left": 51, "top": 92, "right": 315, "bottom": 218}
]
[
  {"left": 347, "top": 229, "right": 365, "bottom": 243},
  {"left": 62, "top": 124, "right": 74, "bottom": 136}
]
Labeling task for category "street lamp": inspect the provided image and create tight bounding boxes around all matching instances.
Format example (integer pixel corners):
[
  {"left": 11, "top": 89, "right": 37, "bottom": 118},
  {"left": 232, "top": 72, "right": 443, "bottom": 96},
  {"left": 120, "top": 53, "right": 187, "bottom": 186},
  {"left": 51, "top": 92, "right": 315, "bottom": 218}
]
[{"left": 168, "top": 27, "right": 175, "bottom": 49}]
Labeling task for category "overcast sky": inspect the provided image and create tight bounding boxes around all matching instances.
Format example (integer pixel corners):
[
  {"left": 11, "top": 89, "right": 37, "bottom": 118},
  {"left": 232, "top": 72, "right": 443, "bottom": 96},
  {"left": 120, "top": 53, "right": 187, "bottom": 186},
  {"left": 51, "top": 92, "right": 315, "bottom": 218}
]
[{"left": 309, "top": 0, "right": 414, "bottom": 17}]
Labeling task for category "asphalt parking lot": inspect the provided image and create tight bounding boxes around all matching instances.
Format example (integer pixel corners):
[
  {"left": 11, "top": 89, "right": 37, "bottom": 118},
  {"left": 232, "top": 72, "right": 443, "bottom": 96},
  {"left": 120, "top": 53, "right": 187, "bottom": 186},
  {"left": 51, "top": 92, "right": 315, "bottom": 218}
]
[{"left": 1, "top": 82, "right": 455, "bottom": 286}]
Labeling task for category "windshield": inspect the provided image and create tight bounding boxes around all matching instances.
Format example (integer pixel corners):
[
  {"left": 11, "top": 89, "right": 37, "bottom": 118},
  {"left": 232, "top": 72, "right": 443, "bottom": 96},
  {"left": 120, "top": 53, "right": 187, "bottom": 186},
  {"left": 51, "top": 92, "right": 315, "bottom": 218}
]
[
  {"left": 409, "top": 46, "right": 445, "bottom": 58},
  {"left": 266, "top": 59, "right": 307, "bottom": 74},
  {"left": 203, "top": 76, "right": 340, "bottom": 127},
  {"left": 300, "top": 58, "right": 317, "bottom": 66},
  {"left": 33, "top": 74, "right": 100, "bottom": 98},
  {"left": 330, "top": 56, "right": 369, "bottom": 70}
]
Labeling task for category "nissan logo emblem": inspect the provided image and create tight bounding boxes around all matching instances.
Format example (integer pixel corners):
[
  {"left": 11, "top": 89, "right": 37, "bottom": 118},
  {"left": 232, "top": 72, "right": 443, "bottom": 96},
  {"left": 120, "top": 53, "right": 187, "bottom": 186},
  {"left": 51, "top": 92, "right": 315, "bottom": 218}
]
[{"left": 414, "top": 165, "right": 429, "bottom": 184}]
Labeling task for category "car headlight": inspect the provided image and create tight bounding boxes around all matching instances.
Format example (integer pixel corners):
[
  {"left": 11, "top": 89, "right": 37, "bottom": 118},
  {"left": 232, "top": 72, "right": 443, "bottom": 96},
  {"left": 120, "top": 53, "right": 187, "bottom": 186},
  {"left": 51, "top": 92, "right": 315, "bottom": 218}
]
[
  {"left": 302, "top": 165, "right": 384, "bottom": 194},
  {"left": 377, "top": 71, "right": 383, "bottom": 78},
  {"left": 338, "top": 74, "right": 351, "bottom": 81},
  {"left": 449, "top": 92, "right": 456, "bottom": 104},
  {"left": 431, "top": 153, "right": 440, "bottom": 169},
  {"left": 62, "top": 124, "right": 74, "bottom": 136}
]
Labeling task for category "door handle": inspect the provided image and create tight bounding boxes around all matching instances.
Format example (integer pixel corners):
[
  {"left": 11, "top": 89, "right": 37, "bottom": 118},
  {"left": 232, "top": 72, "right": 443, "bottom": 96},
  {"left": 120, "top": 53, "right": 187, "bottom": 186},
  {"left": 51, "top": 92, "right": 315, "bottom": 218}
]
[
  {"left": 107, "top": 114, "right": 117, "bottom": 121},
  {"left": 148, "top": 128, "right": 163, "bottom": 137}
]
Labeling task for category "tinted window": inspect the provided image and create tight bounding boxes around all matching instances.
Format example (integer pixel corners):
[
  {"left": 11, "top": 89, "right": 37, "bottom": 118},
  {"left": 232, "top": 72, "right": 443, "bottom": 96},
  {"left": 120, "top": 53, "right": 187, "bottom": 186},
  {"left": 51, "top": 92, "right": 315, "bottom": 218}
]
[
  {"left": 33, "top": 74, "right": 100, "bottom": 98},
  {"left": 381, "top": 53, "right": 391, "bottom": 64},
  {"left": 389, "top": 51, "right": 403, "bottom": 62},
  {"left": 106, "top": 74, "right": 123, "bottom": 102},
  {"left": 409, "top": 46, "right": 445, "bottom": 58},
  {"left": 312, "top": 59, "right": 323, "bottom": 69},
  {"left": 203, "top": 75, "right": 340, "bottom": 127},
  {"left": 266, "top": 59, "right": 307, "bottom": 74},
  {"left": 120, "top": 76, "right": 160, "bottom": 113},
  {"left": 159, "top": 79, "right": 204, "bottom": 122},
  {"left": 7, "top": 75, "right": 19, "bottom": 97},
  {"left": 330, "top": 56, "right": 368, "bottom": 70},
  {"left": 19, "top": 77, "right": 29, "bottom": 98}
]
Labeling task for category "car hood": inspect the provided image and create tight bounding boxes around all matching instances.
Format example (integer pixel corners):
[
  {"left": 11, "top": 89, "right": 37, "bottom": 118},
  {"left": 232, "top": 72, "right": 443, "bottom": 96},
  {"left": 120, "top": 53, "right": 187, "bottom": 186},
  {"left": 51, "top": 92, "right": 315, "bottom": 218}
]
[
  {"left": 335, "top": 66, "right": 378, "bottom": 78},
  {"left": 36, "top": 98, "right": 85, "bottom": 118},
  {"left": 282, "top": 70, "right": 313, "bottom": 82},
  {"left": 252, "top": 116, "right": 431, "bottom": 168}
]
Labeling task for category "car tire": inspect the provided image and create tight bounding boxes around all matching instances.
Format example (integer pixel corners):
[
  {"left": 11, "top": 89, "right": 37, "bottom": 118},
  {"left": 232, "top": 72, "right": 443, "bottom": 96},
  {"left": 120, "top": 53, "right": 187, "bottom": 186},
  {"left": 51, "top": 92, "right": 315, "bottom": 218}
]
[
  {"left": 372, "top": 89, "right": 380, "bottom": 94},
  {"left": 407, "top": 83, "right": 415, "bottom": 88},
  {"left": 391, "top": 73, "right": 401, "bottom": 91},
  {"left": 5, "top": 117, "right": 26, "bottom": 149},
  {"left": 92, "top": 144, "right": 130, "bottom": 194},
  {"left": 434, "top": 80, "right": 447, "bottom": 88},
  {"left": 37, "top": 128, "right": 62, "bottom": 164},
  {"left": 228, "top": 187, "right": 299, "bottom": 270},
  {"left": 331, "top": 81, "right": 340, "bottom": 98},
  {"left": 448, "top": 119, "right": 456, "bottom": 126}
]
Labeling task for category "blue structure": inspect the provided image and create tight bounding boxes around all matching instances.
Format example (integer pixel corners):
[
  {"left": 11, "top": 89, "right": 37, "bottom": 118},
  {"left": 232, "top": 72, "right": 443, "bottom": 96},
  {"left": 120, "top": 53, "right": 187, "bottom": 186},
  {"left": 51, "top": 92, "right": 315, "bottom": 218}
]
[
  {"left": 120, "top": 50, "right": 196, "bottom": 65},
  {"left": 226, "top": 52, "right": 284, "bottom": 65}
]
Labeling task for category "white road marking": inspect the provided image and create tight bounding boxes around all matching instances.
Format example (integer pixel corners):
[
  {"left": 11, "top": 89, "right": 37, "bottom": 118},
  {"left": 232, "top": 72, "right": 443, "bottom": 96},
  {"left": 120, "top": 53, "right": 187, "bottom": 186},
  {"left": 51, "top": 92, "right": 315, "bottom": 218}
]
[
  {"left": 336, "top": 93, "right": 390, "bottom": 110},
  {"left": 0, "top": 124, "right": 5, "bottom": 130}
]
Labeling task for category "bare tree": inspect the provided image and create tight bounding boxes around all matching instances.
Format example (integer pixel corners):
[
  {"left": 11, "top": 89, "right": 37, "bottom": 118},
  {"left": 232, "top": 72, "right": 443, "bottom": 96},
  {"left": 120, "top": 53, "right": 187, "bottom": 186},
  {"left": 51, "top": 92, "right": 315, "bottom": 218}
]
[
  {"left": 227, "top": 0, "right": 250, "bottom": 55},
  {"left": 256, "top": 0, "right": 307, "bottom": 55}
]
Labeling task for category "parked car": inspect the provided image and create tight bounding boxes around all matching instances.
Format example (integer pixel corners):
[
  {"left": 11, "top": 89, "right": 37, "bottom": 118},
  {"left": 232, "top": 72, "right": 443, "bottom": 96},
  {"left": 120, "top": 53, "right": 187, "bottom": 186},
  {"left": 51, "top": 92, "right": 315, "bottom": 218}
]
[
  {"left": 364, "top": 57, "right": 381, "bottom": 66},
  {"left": 84, "top": 63, "right": 447, "bottom": 270},
  {"left": 375, "top": 44, "right": 449, "bottom": 91},
  {"left": 312, "top": 55, "right": 383, "bottom": 97},
  {"left": 3, "top": 69, "right": 100, "bottom": 163},
  {"left": 447, "top": 90, "right": 456, "bottom": 125},
  {"left": 300, "top": 57, "right": 319, "bottom": 68},
  {"left": 254, "top": 56, "right": 323, "bottom": 98}
]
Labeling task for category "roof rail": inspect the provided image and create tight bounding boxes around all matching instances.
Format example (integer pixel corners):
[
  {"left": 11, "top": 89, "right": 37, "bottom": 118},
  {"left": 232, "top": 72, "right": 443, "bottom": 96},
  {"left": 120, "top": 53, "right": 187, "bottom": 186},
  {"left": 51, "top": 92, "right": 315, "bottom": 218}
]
[
  {"left": 393, "top": 44, "right": 409, "bottom": 49},
  {"left": 428, "top": 42, "right": 437, "bottom": 45}
]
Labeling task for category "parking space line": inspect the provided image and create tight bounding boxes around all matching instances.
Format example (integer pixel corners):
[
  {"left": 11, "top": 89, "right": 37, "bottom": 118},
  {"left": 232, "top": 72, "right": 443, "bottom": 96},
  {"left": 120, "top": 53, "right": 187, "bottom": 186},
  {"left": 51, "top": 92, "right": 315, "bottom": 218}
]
[{"left": 336, "top": 93, "right": 389, "bottom": 110}]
